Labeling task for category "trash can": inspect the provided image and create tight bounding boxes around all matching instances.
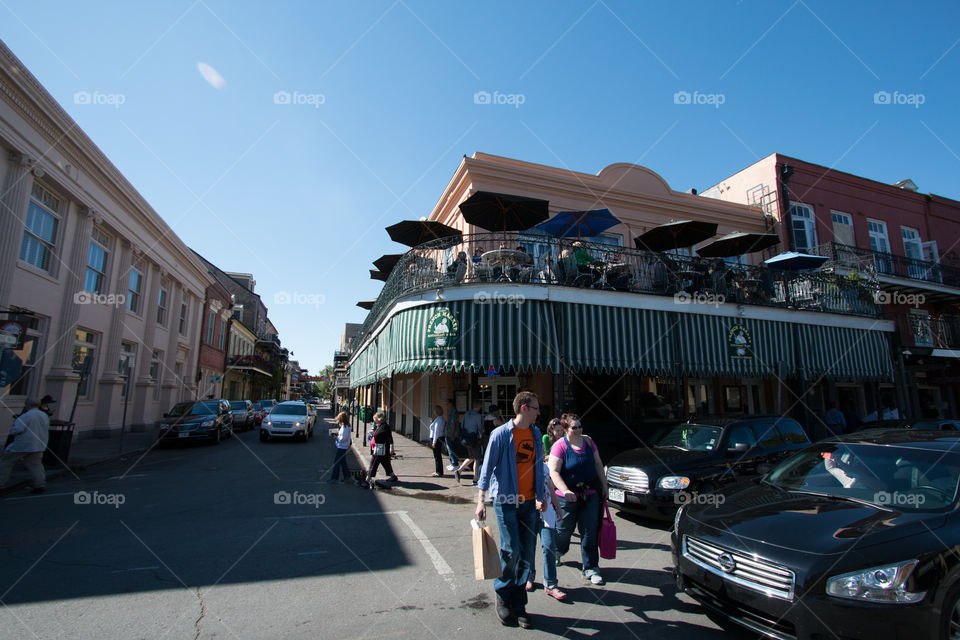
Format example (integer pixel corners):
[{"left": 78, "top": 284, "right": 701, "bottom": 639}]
[
  {"left": 358, "top": 406, "right": 373, "bottom": 423},
  {"left": 43, "top": 423, "right": 75, "bottom": 467}
]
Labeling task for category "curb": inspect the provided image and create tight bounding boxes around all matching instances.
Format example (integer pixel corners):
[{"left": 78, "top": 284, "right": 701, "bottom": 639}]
[{"left": 0, "top": 446, "right": 149, "bottom": 496}]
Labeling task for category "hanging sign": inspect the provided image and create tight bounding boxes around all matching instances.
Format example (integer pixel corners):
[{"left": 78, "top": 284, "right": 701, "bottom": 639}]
[{"left": 425, "top": 308, "right": 459, "bottom": 352}]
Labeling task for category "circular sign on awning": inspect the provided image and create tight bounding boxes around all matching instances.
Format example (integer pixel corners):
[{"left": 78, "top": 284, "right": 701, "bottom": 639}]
[{"left": 425, "top": 308, "right": 459, "bottom": 352}]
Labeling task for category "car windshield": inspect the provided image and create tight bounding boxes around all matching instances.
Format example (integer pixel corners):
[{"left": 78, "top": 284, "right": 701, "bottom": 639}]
[
  {"left": 272, "top": 404, "right": 306, "bottom": 416},
  {"left": 189, "top": 401, "right": 219, "bottom": 416},
  {"left": 167, "top": 402, "right": 193, "bottom": 417},
  {"left": 766, "top": 442, "right": 960, "bottom": 511},
  {"left": 231, "top": 402, "right": 248, "bottom": 411},
  {"left": 255, "top": 401, "right": 272, "bottom": 410},
  {"left": 656, "top": 424, "right": 723, "bottom": 451}
]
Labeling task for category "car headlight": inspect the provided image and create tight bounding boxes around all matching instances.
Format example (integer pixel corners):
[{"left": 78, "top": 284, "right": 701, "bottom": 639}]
[
  {"left": 294, "top": 421, "right": 301, "bottom": 427},
  {"left": 658, "top": 476, "right": 691, "bottom": 490},
  {"left": 159, "top": 424, "right": 170, "bottom": 430},
  {"left": 202, "top": 419, "right": 215, "bottom": 427},
  {"left": 826, "top": 559, "right": 925, "bottom": 603}
]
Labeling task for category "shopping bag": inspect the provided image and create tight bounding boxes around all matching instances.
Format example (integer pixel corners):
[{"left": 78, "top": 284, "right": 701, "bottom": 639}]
[
  {"left": 373, "top": 443, "right": 386, "bottom": 456},
  {"left": 599, "top": 502, "right": 617, "bottom": 560},
  {"left": 472, "top": 519, "right": 502, "bottom": 580}
]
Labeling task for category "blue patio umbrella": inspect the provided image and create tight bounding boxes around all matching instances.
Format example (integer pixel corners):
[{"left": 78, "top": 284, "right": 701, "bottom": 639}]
[
  {"left": 764, "top": 251, "right": 829, "bottom": 271},
  {"left": 535, "top": 208, "right": 620, "bottom": 238}
]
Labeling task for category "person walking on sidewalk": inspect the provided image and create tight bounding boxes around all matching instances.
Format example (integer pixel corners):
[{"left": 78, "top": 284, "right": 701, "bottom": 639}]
[
  {"left": 483, "top": 403, "right": 500, "bottom": 451},
  {"left": 548, "top": 413, "right": 607, "bottom": 586},
  {"left": 429, "top": 406, "right": 446, "bottom": 477},
  {"left": 0, "top": 397, "right": 50, "bottom": 493},
  {"left": 364, "top": 411, "right": 398, "bottom": 488},
  {"left": 328, "top": 412, "right": 352, "bottom": 483},
  {"left": 444, "top": 398, "right": 460, "bottom": 471},
  {"left": 476, "top": 391, "right": 546, "bottom": 629},
  {"left": 455, "top": 400, "right": 483, "bottom": 483},
  {"left": 527, "top": 458, "right": 567, "bottom": 600}
]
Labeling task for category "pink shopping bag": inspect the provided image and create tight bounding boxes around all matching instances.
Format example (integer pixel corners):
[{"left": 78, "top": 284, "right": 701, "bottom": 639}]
[{"left": 599, "top": 502, "right": 617, "bottom": 560}]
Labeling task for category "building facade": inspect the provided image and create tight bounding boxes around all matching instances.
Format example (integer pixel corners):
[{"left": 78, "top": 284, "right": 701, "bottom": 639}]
[
  {"left": 703, "top": 153, "right": 960, "bottom": 418},
  {"left": 0, "top": 39, "right": 210, "bottom": 437},
  {"left": 196, "top": 281, "right": 232, "bottom": 399}
]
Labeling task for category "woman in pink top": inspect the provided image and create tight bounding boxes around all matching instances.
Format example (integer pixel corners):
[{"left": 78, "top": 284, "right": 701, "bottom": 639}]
[{"left": 547, "top": 413, "right": 607, "bottom": 586}]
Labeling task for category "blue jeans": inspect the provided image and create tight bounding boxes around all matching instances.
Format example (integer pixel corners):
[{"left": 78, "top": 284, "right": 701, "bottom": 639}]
[
  {"left": 539, "top": 523, "right": 559, "bottom": 588},
  {"left": 445, "top": 436, "right": 459, "bottom": 467},
  {"left": 556, "top": 492, "right": 600, "bottom": 573},
  {"left": 330, "top": 447, "right": 350, "bottom": 481},
  {"left": 493, "top": 499, "right": 539, "bottom": 610}
]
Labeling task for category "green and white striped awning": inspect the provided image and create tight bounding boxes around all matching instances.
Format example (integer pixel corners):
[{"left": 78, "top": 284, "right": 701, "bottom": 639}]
[
  {"left": 796, "top": 325, "right": 893, "bottom": 381},
  {"left": 677, "top": 315, "right": 795, "bottom": 378},
  {"left": 560, "top": 305, "right": 674, "bottom": 375},
  {"left": 377, "top": 300, "right": 560, "bottom": 377}
]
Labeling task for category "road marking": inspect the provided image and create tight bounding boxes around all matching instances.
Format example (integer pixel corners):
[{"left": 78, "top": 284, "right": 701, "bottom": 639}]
[
  {"left": 111, "top": 566, "right": 160, "bottom": 573},
  {"left": 278, "top": 510, "right": 408, "bottom": 519},
  {"left": 296, "top": 551, "right": 328, "bottom": 556},
  {"left": 108, "top": 474, "right": 148, "bottom": 479},
  {"left": 3, "top": 492, "right": 75, "bottom": 501},
  {"left": 396, "top": 511, "right": 456, "bottom": 592}
]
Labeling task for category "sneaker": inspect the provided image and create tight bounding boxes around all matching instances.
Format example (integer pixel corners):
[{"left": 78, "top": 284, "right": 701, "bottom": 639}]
[
  {"left": 515, "top": 609, "right": 533, "bottom": 629},
  {"left": 454, "top": 469, "right": 461, "bottom": 483},
  {"left": 544, "top": 586, "right": 568, "bottom": 601},
  {"left": 583, "top": 569, "right": 605, "bottom": 586},
  {"left": 496, "top": 598, "right": 516, "bottom": 626},
  {"left": 446, "top": 464, "right": 456, "bottom": 471}
]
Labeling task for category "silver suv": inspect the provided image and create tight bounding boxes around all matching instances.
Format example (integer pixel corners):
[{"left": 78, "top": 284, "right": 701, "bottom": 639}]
[{"left": 260, "top": 401, "right": 314, "bottom": 442}]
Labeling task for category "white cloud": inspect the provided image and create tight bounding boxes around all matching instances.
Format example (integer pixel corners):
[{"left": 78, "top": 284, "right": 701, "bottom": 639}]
[{"left": 197, "top": 63, "right": 226, "bottom": 90}]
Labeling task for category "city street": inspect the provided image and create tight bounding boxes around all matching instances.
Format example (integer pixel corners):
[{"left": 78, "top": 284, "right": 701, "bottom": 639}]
[{"left": 0, "top": 415, "right": 750, "bottom": 640}]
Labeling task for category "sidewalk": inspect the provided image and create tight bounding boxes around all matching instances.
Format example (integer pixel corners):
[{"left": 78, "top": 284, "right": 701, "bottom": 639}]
[
  {"left": 319, "top": 412, "right": 480, "bottom": 505},
  {"left": 1, "top": 428, "right": 157, "bottom": 494}
]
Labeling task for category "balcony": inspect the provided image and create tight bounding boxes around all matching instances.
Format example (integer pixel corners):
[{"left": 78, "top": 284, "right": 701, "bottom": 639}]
[
  {"left": 226, "top": 354, "right": 275, "bottom": 377},
  {"left": 897, "top": 312, "right": 960, "bottom": 351},
  {"left": 356, "top": 233, "right": 882, "bottom": 341},
  {"left": 333, "top": 350, "right": 350, "bottom": 362},
  {"left": 813, "top": 242, "right": 960, "bottom": 291}
]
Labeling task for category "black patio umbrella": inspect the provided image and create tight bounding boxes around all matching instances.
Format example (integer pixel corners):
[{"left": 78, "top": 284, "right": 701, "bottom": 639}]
[
  {"left": 356, "top": 300, "right": 376, "bottom": 310},
  {"left": 386, "top": 220, "right": 462, "bottom": 247},
  {"left": 634, "top": 220, "right": 718, "bottom": 252},
  {"left": 458, "top": 191, "right": 550, "bottom": 232},
  {"left": 373, "top": 253, "right": 403, "bottom": 273},
  {"left": 369, "top": 269, "right": 390, "bottom": 282},
  {"left": 697, "top": 232, "right": 781, "bottom": 258}
]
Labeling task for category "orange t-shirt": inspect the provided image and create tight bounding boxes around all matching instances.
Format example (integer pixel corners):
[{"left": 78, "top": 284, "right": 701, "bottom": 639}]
[{"left": 514, "top": 426, "right": 536, "bottom": 502}]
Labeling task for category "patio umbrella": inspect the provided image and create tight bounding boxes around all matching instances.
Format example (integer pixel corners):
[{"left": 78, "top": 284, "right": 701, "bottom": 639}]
[
  {"left": 369, "top": 269, "right": 389, "bottom": 282},
  {"left": 458, "top": 191, "right": 549, "bottom": 232},
  {"left": 356, "top": 300, "right": 376, "bottom": 310},
  {"left": 764, "top": 251, "right": 829, "bottom": 271},
  {"left": 697, "top": 232, "right": 781, "bottom": 258},
  {"left": 373, "top": 253, "right": 403, "bottom": 273},
  {"left": 534, "top": 208, "right": 620, "bottom": 239},
  {"left": 386, "top": 220, "right": 462, "bottom": 247},
  {"left": 634, "top": 220, "right": 718, "bottom": 252}
]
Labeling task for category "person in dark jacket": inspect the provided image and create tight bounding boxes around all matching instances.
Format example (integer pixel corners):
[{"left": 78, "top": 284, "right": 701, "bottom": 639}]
[{"left": 364, "top": 411, "right": 397, "bottom": 488}]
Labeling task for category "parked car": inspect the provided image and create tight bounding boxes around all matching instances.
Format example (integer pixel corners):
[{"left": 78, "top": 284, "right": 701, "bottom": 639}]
[
  {"left": 253, "top": 399, "right": 275, "bottom": 426},
  {"left": 605, "top": 415, "right": 811, "bottom": 520},
  {"left": 854, "top": 419, "right": 960, "bottom": 432},
  {"left": 260, "top": 401, "right": 314, "bottom": 442},
  {"left": 228, "top": 399, "right": 256, "bottom": 431},
  {"left": 673, "top": 428, "right": 960, "bottom": 640},
  {"left": 157, "top": 399, "right": 233, "bottom": 445}
]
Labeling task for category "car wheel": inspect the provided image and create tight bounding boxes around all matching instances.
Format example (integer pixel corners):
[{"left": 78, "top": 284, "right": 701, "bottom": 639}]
[{"left": 941, "top": 582, "right": 960, "bottom": 640}]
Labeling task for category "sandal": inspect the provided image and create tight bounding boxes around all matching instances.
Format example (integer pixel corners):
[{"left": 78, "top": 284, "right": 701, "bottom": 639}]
[
  {"left": 525, "top": 581, "right": 535, "bottom": 592},
  {"left": 544, "top": 587, "right": 567, "bottom": 601},
  {"left": 431, "top": 472, "right": 442, "bottom": 477}
]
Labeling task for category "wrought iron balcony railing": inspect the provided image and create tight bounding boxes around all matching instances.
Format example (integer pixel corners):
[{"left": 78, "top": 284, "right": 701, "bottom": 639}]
[
  {"left": 813, "top": 242, "right": 960, "bottom": 289},
  {"left": 356, "top": 233, "right": 883, "bottom": 345},
  {"left": 897, "top": 312, "right": 960, "bottom": 350}
]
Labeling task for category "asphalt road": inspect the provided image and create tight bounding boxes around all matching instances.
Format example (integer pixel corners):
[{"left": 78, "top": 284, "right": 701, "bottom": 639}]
[{"left": 0, "top": 422, "right": 753, "bottom": 640}]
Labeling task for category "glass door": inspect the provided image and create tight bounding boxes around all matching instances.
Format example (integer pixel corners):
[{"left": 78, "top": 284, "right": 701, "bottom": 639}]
[{"left": 867, "top": 219, "right": 892, "bottom": 274}]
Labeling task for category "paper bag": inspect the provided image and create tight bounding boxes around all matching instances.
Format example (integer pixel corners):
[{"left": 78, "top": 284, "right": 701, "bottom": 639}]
[
  {"left": 599, "top": 502, "right": 617, "bottom": 560},
  {"left": 472, "top": 520, "right": 502, "bottom": 580}
]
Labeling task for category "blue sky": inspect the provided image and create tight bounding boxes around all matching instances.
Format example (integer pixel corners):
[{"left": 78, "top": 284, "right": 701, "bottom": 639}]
[{"left": 2, "top": 1, "right": 958, "bottom": 373}]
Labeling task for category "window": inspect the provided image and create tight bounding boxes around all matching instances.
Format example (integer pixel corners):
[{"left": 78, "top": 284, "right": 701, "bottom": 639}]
[
  {"left": 217, "top": 317, "right": 225, "bottom": 350},
  {"left": 830, "top": 211, "right": 854, "bottom": 246},
  {"left": 179, "top": 301, "right": 188, "bottom": 335},
  {"left": 8, "top": 312, "right": 43, "bottom": 397},
  {"left": 790, "top": 203, "right": 817, "bottom": 252},
  {"left": 19, "top": 183, "right": 61, "bottom": 272},
  {"left": 150, "top": 350, "right": 163, "bottom": 400},
  {"left": 206, "top": 310, "right": 216, "bottom": 345},
  {"left": 901, "top": 227, "right": 925, "bottom": 279},
  {"left": 774, "top": 419, "right": 810, "bottom": 445},
  {"left": 156, "top": 286, "right": 168, "bottom": 325},
  {"left": 72, "top": 329, "right": 98, "bottom": 398},
  {"left": 726, "top": 426, "right": 757, "bottom": 450},
  {"left": 84, "top": 228, "right": 109, "bottom": 294},
  {"left": 867, "top": 219, "right": 893, "bottom": 274},
  {"left": 126, "top": 268, "right": 142, "bottom": 313}
]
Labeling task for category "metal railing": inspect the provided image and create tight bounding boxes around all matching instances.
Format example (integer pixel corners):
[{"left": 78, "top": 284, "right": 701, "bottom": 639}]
[
  {"left": 356, "top": 233, "right": 883, "bottom": 344},
  {"left": 813, "top": 242, "right": 960, "bottom": 288},
  {"left": 897, "top": 312, "right": 960, "bottom": 350}
]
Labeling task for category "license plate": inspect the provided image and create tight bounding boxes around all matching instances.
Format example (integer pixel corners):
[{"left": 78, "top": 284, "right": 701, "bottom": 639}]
[
  {"left": 178, "top": 432, "right": 190, "bottom": 439},
  {"left": 608, "top": 487, "right": 625, "bottom": 502}
]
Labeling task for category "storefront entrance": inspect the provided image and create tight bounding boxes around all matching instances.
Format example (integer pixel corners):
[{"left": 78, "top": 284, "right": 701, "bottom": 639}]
[{"left": 477, "top": 377, "right": 519, "bottom": 418}]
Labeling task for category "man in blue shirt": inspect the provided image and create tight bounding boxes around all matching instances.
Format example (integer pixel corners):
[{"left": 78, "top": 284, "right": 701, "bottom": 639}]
[{"left": 476, "top": 391, "right": 545, "bottom": 629}]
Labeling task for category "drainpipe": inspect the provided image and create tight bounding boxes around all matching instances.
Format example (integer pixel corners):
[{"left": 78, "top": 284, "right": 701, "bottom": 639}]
[{"left": 779, "top": 163, "right": 796, "bottom": 251}]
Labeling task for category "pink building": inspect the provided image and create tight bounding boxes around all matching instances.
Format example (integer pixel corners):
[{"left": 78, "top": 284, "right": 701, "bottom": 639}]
[{"left": 704, "top": 153, "right": 960, "bottom": 419}]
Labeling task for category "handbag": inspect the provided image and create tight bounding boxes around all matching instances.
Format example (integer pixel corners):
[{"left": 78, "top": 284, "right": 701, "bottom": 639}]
[
  {"left": 599, "top": 502, "right": 617, "bottom": 560},
  {"left": 373, "top": 443, "right": 386, "bottom": 457},
  {"left": 472, "top": 519, "right": 502, "bottom": 580}
]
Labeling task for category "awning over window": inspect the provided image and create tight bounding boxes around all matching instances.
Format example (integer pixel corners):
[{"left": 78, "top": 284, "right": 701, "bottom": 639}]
[
  {"left": 560, "top": 305, "right": 674, "bottom": 375},
  {"left": 676, "top": 315, "right": 796, "bottom": 378},
  {"left": 796, "top": 324, "right": 893, "bottom": 380}
]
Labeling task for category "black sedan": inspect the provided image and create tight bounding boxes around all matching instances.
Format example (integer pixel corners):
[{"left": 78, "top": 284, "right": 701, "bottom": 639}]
[
  {"left": 673, "top": 429, "right": 960, "bottom": 640},
  {"left": 157, "top": 399, "right": 233, "bottom": 445}
]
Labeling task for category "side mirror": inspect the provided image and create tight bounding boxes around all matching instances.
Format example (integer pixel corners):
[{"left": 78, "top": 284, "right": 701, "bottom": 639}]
[{"left": 727, "top": 443, "right": 749, "bottom": 455}]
